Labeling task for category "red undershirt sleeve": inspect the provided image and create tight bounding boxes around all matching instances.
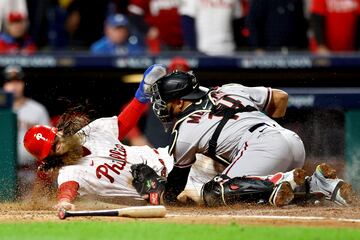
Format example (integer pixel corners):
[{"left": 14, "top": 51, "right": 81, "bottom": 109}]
[
  {"left": 117, "top": 97, "right": 148, "bottom": 140},
  {"left": 57, "top": 181, "right": 79, "bottom": 202}
]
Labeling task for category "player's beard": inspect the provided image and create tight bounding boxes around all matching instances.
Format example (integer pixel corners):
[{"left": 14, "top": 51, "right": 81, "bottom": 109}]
[
  {"left": 59, "top": 134, "right": 84, "bottom": 166},
  {"left": 39, "top": 135, "right": 83, "bottom": 171}
]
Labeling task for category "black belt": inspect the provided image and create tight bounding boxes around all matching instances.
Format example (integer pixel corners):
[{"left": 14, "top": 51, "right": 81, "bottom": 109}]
[{"left": 249, "top": 122, "right": 268, "bottom": 133}]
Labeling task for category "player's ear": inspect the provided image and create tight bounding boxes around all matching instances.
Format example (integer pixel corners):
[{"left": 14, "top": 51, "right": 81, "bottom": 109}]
[
  {"left": 171, "top": 99, "right": 182, "bottom": 107},
  {"left": 177, "top": 99, "right": 185, "bottom": 110}
]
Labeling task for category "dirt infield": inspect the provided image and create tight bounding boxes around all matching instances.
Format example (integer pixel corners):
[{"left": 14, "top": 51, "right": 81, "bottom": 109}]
[{"left": 1, "top": 201, "right": 360, "bottom": 228}]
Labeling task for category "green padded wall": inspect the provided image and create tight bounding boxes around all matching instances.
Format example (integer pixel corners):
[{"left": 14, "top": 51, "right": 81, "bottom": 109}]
[
  {"left": 345, "top": 110, "right": 360, "bottom": 194},
  {"left": 0, "top": 109, "right": 17, "bottom": 201}
]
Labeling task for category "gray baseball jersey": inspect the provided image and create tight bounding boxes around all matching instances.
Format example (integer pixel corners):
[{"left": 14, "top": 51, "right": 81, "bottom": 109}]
[{"left": 172, "top": 83, "right": 305, "bottom": 176}]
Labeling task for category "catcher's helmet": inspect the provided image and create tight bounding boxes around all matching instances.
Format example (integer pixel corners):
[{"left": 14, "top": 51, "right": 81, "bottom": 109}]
[
  {"left": 23, "top": 125, "right": 58, "bottom": 160},
  {"left": 150, "top": 71, "right": 208, "bottom": 131},
  {"left": 153, "top": 71, "right": 207, "bottom": 102}
]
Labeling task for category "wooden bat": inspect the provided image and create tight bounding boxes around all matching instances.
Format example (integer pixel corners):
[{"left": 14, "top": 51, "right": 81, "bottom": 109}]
[{"left": 58, "top": 205, "right": 166, "bottom": 220}]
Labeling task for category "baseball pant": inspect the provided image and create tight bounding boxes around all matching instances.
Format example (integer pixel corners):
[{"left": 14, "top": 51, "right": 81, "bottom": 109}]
[{"left": 223, "top": 126, "right": 305, "bottom": 177}]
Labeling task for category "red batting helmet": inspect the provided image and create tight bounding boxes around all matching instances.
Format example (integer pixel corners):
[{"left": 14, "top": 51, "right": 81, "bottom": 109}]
[{"left": 23, "top": 125, "right": 58, "bottom": 160}]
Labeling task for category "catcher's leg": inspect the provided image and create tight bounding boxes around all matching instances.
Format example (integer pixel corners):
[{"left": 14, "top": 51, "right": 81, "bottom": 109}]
[
  {"left": 258, "top": 168, "right": 307, "bottom": 207},
  {"left": 201, "top": 168, "right": 308, "bottom": 207},
  {"left": 251, "top": 168, "right": 306, "bottom": 191},
  {"left": 201, "top": 174, "right": 276, "bottom": 207}
]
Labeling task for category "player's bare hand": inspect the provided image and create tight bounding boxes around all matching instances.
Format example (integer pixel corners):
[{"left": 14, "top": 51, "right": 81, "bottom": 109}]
[{"left": 54, "top": 200, "right": 75, "bottom": 211}]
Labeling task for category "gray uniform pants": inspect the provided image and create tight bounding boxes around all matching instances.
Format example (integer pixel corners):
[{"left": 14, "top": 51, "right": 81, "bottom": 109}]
[{"left": 223, "top": 126, "right": 305, "bottom": 177}]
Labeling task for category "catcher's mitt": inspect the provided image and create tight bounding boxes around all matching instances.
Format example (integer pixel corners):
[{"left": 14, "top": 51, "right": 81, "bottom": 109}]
[{"left": 131, "top": 163, "right": 166, "bottom": 205}]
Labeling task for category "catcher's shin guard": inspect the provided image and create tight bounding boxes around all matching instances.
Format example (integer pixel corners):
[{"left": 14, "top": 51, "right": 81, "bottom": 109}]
[{"left": 201, "top": 175, "right": 275, "bottom": 207}]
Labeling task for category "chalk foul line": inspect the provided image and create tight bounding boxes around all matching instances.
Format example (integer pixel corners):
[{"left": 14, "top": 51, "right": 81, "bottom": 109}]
[{"left": 167, "top": 214, "right": 360, "bottom": 223}]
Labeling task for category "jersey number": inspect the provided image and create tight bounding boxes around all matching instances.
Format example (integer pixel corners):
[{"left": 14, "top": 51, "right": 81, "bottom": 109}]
[{"left": 187, "top": 95, "right": 242, "bottom": 124}]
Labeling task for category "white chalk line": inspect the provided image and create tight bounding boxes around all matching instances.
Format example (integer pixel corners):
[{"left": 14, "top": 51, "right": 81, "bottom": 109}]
[{"left": 167, "top": 214, "right": 360, "bottom": 223}]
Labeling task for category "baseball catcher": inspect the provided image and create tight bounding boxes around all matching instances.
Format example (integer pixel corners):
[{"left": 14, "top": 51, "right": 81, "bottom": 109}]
[{"left": 132, "top": 65, "right": 354, "bottom": 207}]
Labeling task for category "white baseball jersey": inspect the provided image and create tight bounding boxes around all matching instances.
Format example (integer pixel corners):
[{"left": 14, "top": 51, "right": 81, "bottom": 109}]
[
  {"left": 179, "top": 0, "right": 243, "bottom": 55},
  {"left": 172, "top": 84, "right": 305, "bottom": 176},
  {"left": 57, "top": 116, "right": 218, "bottom": 203},
  {"left": 57, "top": 117, "right": 174, "bottom": 201}
]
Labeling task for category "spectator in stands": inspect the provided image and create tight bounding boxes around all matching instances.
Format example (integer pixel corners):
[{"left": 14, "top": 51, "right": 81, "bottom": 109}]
[
  {"left": 90, "top": 14, "right": 144, "bottom": 55},
  {"left": 0, "top": 0, "right": 27, "bottom": 31},
  {"left": 2, "top": 65, "right": 50, "bottom": 199},
  {"left": 310, "top": 0, "right": 360, "bottom": 54},
  {"left": 26, "top": 0, "right": 52, "bottom": 49},
  {"left": 65, "top": 0, "right": 109, "bottom": 48},
  {"left": 128, "top": 0, "right": 183, "bottom": 54},
  {"left": 179, "top": 0, "right": 245, "bottom": 56},
  {"left": 46, "top": 0, "right": 71, "bottom": 50},
  {"left": 0, "top": 12, "right": 37, "bottom": 54},
  {"left": 247, "top": 0, "right": 308, "bottom": 52},
  {"left": 234, "top": 0, "right": 251, "bottom": 51}
]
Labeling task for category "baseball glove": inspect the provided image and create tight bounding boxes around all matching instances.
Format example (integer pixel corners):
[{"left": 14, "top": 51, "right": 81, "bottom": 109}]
[
  {"left": 131, "top": 163, "right": 166, "bottom": 205},
  {"left": 135, "top": 64, "right": 167, "bottom": 103}
]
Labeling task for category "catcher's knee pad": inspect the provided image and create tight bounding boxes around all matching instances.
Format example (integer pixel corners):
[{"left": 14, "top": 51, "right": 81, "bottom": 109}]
[{"left": 201, "top": 175, "right": 275, "bottom": 207}]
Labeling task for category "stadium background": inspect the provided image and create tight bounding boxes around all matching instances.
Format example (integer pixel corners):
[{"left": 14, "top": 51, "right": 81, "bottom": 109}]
[
  {"left": 1, "top": 53, "right": 360, "bottom": 200},
  {"left": 1, "top": 2, "right": 360, "bottom": 237}
]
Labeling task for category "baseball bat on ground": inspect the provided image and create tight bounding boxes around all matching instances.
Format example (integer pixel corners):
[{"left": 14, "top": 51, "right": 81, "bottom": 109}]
[{"left": 58, "top": 205, "right": 166, "bottom": 220}]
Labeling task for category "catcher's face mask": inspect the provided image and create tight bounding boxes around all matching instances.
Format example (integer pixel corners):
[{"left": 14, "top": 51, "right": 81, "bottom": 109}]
[{"left": 150, "top": 83, "right": 174, "bottom": 132}]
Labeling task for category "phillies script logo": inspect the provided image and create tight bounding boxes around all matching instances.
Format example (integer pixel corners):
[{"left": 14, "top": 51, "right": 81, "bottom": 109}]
[{"left": 96, "top": 144, "right": 127, "bottom": 183}]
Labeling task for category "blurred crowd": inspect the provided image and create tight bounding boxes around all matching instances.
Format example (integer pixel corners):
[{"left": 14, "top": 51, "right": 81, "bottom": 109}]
[{"left": 0, "top": 0, "right": 360, "bottom": 56}]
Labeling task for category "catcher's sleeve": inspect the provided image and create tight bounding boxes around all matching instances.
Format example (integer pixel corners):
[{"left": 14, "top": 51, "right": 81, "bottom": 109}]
[
  {"left": 57, "top": 181, "right": 79, "bottom": 202},
  {"left": 164, "top": 166, "right": 191, "bottom": 204},
  {"left": 117, "top": 97, "right": 148, "bottom": 140}
]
